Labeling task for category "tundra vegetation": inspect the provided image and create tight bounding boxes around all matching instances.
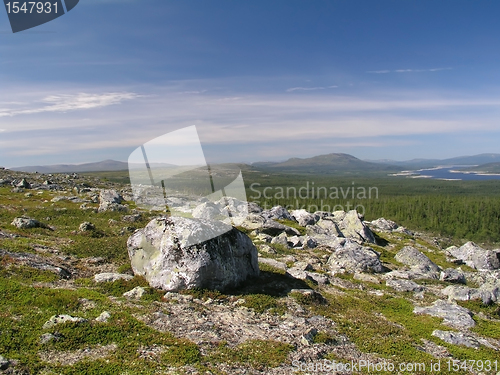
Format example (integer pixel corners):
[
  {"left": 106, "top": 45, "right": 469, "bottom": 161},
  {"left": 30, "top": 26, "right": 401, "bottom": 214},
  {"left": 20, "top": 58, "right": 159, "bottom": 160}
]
[{"left": 0, "top": 167, "right": 499, "bottom": 374}]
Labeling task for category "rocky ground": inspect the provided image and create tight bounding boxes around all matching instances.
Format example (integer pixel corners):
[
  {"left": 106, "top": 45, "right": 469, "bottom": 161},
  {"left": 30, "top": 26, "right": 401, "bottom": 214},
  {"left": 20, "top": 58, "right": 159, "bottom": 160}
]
[{"left": 0, "top": 168, "right": 500, "bottom": 375}]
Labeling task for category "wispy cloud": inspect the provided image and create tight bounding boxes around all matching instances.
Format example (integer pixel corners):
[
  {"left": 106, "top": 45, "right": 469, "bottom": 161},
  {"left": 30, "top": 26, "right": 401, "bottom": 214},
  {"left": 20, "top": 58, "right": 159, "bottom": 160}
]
[
  {"left": 0, "top": 92, "right": 139, "bottom": 117},
  {"left": 367, "top": 68, "right": 452, "bottom": 74},
  {"left": 1, "top": 83, "right": 499, "bottom": 166},
  {"left": 286, "top": 85, "right": 338, "bottom": 92},
  {"left": 182, "top": 90, "right": 208, "bottom": 94}
]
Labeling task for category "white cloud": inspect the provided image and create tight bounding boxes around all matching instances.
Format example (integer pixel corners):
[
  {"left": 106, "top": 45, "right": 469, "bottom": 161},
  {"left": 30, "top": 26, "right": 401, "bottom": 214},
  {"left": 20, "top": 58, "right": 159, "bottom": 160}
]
[
  {"left": 0, "top": 92, "right": 139, "bottom": 117},
  {"left": 286, "top": 85, "right": 338, "bottom": 92},
  {"left": 367, "top": 68, "right": 452, "bottom": 74},
  {"left": 1, "top": 83, "right": 499, "bottom": 164}
]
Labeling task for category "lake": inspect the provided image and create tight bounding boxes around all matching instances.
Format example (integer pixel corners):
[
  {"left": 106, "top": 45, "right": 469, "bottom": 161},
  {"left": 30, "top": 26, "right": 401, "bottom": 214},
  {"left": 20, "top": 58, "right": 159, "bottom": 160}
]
[{"left": 390, "top": 166, "right": 500, "bottom": 181}]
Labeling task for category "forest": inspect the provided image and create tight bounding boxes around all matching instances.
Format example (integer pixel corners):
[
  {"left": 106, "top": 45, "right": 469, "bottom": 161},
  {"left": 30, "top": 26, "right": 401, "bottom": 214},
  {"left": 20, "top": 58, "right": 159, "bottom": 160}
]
[{"left": 243, "top": 172, "right": 500, "bottom": 246}]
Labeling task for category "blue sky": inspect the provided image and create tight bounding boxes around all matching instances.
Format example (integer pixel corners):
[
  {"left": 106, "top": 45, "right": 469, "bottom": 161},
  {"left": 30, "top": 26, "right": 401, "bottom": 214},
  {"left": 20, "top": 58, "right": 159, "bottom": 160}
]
[{"left": 1, "top": 0, "right": 500, "bottom": 167}]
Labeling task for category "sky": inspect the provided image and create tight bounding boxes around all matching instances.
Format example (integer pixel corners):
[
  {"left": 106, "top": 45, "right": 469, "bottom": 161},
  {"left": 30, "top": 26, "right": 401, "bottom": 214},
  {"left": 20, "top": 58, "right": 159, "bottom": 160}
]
[{"left": 1, "top": 0, "right": 500, "bottom": 167}]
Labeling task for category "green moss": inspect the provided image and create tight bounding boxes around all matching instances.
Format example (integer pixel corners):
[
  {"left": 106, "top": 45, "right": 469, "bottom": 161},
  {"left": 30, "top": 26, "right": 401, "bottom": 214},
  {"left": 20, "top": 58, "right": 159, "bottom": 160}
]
[
  {"left": 0, "top": 262, "right": 59, "bottom": 283},
  {"left": 241, "top": 294, "right": 287, "bottom": 315},
  {"left": 208, "top": 340, "right": 293, "bottom": 369},
  {"left": 179, "top": 287, "right": 226, "bottom": 301},
  {"left": 117, "top": 263, "right": 133, "bottom": 274},
  {"left": 161, "top": 339, "right": 201, "bottom": 366},
  {"left": 96, "top": 276, "right": 163, "bottom": 301},
  {"left": 312, "top": 331, "right": 337, "bottom": 344}
]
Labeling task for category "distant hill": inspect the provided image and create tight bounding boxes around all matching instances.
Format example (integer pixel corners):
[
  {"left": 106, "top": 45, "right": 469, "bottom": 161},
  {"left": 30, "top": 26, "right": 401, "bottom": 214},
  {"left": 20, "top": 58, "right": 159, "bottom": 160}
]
[
  {"left": 252, "top": 153, "right": 398, "bottom": 174},
  {"left": 11, "top": 160, "right": 130, "bottom": 173},
  {"left": 367, "top": 153, "right": 500, "bottom": 169}
]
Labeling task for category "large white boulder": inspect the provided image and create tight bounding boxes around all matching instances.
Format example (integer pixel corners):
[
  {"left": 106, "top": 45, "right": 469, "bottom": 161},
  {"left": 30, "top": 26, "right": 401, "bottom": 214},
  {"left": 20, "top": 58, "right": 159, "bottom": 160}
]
[{"left": 127, "top": 217, "right": 259, "bottom": 292}]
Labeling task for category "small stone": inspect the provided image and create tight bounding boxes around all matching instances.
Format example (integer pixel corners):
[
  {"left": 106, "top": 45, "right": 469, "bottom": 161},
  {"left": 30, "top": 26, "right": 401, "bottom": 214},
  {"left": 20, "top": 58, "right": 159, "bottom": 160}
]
[
  {"left": 414, "top": 299, "right": 475, "bottom": 328},
  {"left": 386, "top": 279, "right": 424, "bottom": 292},
  {"left": 0, "top": 355, "right": 10, "bottom": 370},
  {"left": 300, "top": 328, "right": 318, "bottom": 346},
  {"left": 94, "top": 273, "right": 134, "bottom": 283},
  {"left": 79, "top": 222, "right": 95, "bottom": 232},
  {"left": 16, "top": 178, "right": 31, "bottom": 189},
  {"left": 42, "top": 314, "right": 86, "bottom": 329},
  {"left": 440, "top": 268, "right": 466, "bottom": 284},
  {"left": 95, "top": 311, "right": 111, "bottom": 323},
  {"left": 432, "top": 330, "right": 480, "bottom": 348},
  {"left": 353, "top": 272, "right": 380, "bottom": 284},
  {"left": 11, "top": 217, "right": 42, "bottom": 229},
  {"left": 123, "top": 286, "right": 146, "bottom": 299}
]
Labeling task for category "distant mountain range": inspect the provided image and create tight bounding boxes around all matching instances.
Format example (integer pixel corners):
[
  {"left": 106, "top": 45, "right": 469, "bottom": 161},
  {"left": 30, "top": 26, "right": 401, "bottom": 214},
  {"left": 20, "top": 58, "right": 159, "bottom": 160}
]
[
  {"left": 252, "top": 153, "right": 398, "bottom": 174},
  {"left": 10, "top": 153, "right": 500, "bottom": 174},
  {"left": 11, "top": 159, "right": 176, "bottom": 173}
]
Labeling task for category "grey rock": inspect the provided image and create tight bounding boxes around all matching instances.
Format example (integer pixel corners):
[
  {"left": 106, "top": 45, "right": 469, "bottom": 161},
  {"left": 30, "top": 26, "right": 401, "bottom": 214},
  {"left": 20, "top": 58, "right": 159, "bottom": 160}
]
[
  {"left": 395, "top": 246, "right": 440, "bottom": 278},
  {"left": 11, "top": 217, "right": 43, "bottom": 229},
  {"left": 441, "top": 285, "right": 496, "bottom": 305},
  {"left": 258, "top": 244, "right": 277, "bottom": 254},
  {"left": 16, "top": 178, "right": 31, "bottom": 189},
  {"left": 95, "top": 311, "right": 111, "bottom": 323},
  {"left": 94, "top": 273, "right": 134, "bottom": 283},
  {"left": 98, "top": 189, "right": 127, "bottom": 213},
  {"left": 394, "top": 226, "right": 414, "bottom": 236},
  {"left": 432, "top": 330, "right": 480, "bottom": 348},
  {"left": 386, "top": 279, "right": 424, "bottom": 292},
  {"left": 290, "top": 209, "right": 318, "bottom": 227},
  {"left": 448, "top": 242, "right": 500, "bottom": 271},
  {"left": 216, "top": 197, "right": 249, "bottom": 223},
  {"left": 320, "top": 210, "right": 375, "bottom": 243},
  {"left": 255, "top": 233, "right": 272, "bottom": 243},
  {"left": 300, "top": 327, "right": 318, "bottom": 346},
  {"left": 287, "top": 235, "right": 303, "bottom": 248},
  {"left": 271, "top": 232, "right": 289, "bottom": 248},
  {"left": 127, "top": 217, "right": 259, "bottom": 292},
  {"left": 303, "top": 236, "right": 318, "bottom": 249},
  {"left": 123, "top": 286, "right": 146, "bottom": 299},
  {"left": 369, "top": 218, "right": 399, "bottom": 231},
  {"left": 261, "top": 205, "right": 294, "bottom": 221},
  {"left": 0, "top": 355, "right": 10, "bottom": 370},
  {"left": 306, "top": 272, "right": 329, "bottom": 285},
  {"left": 247, "top": 202, "right": 263, "bottom": 214},
  {"left": 440, "top": 268, "right": 466, "bottom": 284},
  {"left": 0, "top": 249, "right": 71, "bottom": 279},
  {"left": 337, "top": 210, "right": 376, "bottom": 243},
  {"left": 240, "top": 214, "right": 267, "bottom": 231},
  {"left": 305, "top": 220, "right": 343, "bottom": 247},
  {"left": 43, "top": 314, "right": 87, "bottom": 329},
  {"left": 258, "top": 257, "right": 287, "bottom": 271},
  {"left": 478, "top": 282, "right": 500, "bottom": 304},
  {"left": 192, "top": 201, "right": 224, "bottom": 221},
  {"left": 122, "top": 214, "right": 142, "bottom": 223},
  {"left": 260, "top": 219, "right": 287, "bottom": 236},
  {"left": 327, "top": 239, "right": 384, "bottom": 274},
  {"left": 414, "top": 299, "right": 475, "bottom": 328},
  {"left": 353, "top": 272, "right": 380, "bottom": 284},
  {"left": 79, "top": 221, "right": 95, "bottom": 232}
]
